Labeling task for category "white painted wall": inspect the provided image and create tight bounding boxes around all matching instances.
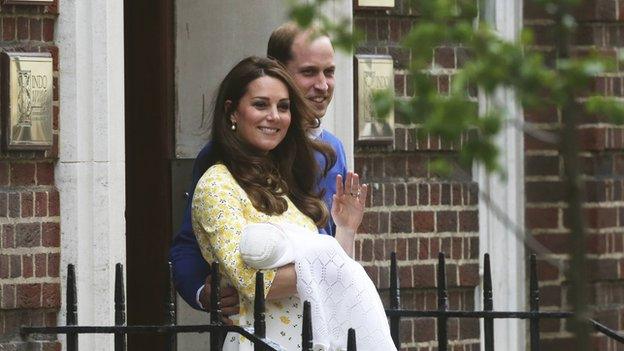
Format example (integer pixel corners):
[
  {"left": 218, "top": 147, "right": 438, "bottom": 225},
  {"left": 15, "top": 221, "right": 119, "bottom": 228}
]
[
  {"left": 477, "top": 0, "right": 526, "bottom": 349},
  {"left": 56, "top": 1, "right": 126, "bottom": 350}
]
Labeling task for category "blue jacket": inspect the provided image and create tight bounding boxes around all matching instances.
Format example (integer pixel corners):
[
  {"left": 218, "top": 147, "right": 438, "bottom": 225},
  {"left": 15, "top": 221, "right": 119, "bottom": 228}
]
[{"left": 169, "top": 130, "right": 347, "bottom": 310}]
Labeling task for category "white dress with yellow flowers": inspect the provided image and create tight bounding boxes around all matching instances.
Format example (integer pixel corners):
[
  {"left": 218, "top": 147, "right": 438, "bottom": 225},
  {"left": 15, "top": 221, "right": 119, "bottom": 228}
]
[{"left": 192, "top": 164, "right": 317, "bottom": 351}]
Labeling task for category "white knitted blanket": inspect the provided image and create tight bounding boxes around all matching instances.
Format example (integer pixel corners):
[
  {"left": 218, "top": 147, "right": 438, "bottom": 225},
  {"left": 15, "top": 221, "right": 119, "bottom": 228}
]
[{"left": 241, "top": 222, "right": 397, "bottom": 351}]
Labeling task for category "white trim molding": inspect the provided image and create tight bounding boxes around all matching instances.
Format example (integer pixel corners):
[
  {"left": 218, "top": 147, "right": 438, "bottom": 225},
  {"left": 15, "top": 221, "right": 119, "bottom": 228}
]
[
  {"left": 477, "top": 0, "right": 526, "bottom": 350},
  {"left": 57, "top": 1, "right": 126, "bottom": 350}
]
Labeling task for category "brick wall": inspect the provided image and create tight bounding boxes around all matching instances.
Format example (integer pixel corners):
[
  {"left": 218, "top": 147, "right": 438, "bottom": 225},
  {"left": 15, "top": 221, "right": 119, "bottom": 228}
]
[
  {"left": 353, "top": 2, "right": 481, "bottom": 350},
  {"left": 0, "top": 2, "right": 60, "bottom": 351},
  {"left": 524, "top": 1, "right": 624, "bottom": 350}
]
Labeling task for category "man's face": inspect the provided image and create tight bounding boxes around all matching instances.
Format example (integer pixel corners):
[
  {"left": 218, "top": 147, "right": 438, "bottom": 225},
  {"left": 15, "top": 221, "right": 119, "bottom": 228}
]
[{"left": 286, "top": 34, "right": 335, "bottom": 118}]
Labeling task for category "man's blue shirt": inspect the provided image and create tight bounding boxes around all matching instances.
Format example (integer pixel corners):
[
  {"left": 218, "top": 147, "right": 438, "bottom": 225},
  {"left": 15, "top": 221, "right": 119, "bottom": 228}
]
[{"left": 169, "top": 130, "right": 347, "bottom": 310}]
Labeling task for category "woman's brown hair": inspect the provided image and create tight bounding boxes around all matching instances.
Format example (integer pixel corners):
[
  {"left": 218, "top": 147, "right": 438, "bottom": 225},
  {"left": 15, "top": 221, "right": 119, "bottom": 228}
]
[{"left": 210, "top": 56, "right": 335, "bottom": 227}]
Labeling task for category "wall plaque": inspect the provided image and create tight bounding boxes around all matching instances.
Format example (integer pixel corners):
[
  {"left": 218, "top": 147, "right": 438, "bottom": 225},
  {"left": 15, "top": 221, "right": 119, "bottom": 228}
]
[
  {"left": 2, "top": 52, "right": 53, "bottom": 150},
  {"left": 355, "top": 55, "right": 394, "bottom": 144},
  {"left": 3, "top": 0, "right": 53, "bottom": 4},
  {"left": 356, "top": 0, "right": 395, "bottom": 8}
]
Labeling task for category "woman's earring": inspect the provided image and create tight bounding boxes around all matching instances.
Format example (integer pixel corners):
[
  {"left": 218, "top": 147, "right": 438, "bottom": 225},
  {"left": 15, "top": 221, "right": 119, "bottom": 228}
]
[{"left": 231, "top": 122, "right": 236, "bottom": 131}]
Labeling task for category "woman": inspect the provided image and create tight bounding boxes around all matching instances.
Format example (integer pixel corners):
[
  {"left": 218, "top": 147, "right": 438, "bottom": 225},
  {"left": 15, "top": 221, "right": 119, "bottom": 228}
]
[{"left": 191, "top": 57, "right": 370, "bottom": 350}]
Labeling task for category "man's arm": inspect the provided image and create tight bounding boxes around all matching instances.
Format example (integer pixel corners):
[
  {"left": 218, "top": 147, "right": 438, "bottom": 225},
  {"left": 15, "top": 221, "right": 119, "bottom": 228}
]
[{"left": 169, "top": 199, "right": 210, "bottom": 310}]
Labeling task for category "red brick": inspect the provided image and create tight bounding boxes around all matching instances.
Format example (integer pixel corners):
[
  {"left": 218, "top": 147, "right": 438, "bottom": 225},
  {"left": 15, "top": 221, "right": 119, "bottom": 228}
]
[
  {"left": 35, "top": 192, "right": 47, "bottom": 217},
  {"left": 536, "top": 259, "right": 560, "bottom": 281},
  {"left": 15, "top": 223, "right": 41, "bottom": 247},
  {"left": 435, "top": 47, "right": 455, "bottom": 68},
  {"left": 525, "top": 132, "right": 559, "bottom": 151},
  {"left": 11, "top": 255, "right": 22, "bottom": 277},
  {"left": 399, "top": 266, "right": 413, "bottom": 287},
  {"left": 42, "top": 18, "right": 54, "bottom": 41},
  {"left": 396, "top": 237, "right": 407, "bottom": 260},
  {"left": 0, "top": 254, "right": 9, "bottom": 278},
  {"left": 418, "top": 183, "right": 429, "bottom": 205},
  {"left": 44, "top": 0, "right": 59, "bottom": 15},
  {"left": 534, "top": 234, "right": 569, "bottom": 254},
  {"left": 373, "top": 238, "right": 385, "bottom": 260},
  {"left": 540, "top": 285, "right": 562, "bottom": 307},
  {"left": 48, "top": 253, "right": 59, "bottom": 277},
  {"left": 2, "top": 223, "right": 14, "bottom": 248},
  {"left": 16, "top": 283, "right": 41, "bottom": 308},
  {"left": 48, "top": 190, "right": 59, "bottom": 216},
  {"left": 459, "top": 263, "right": 479, "bottom": 287},
  {"left": 379, "top": 212, "right": 389, "bottom": 233},
  {"left": 436, "top": 211, "right": 458, "bottom": 232},
  {"left": 22, "top": 254, "right": 33, "bottom": 278},
  {"left": 0, "top": 162, "right": 8, "bottom": 186},
  {"left": 583, "top": 207, "right": 617, "bottom": 229},
  {"left": 391, "top": 211, "right": 411, "bottom": 233},
  {"left": 526, "top": 155, "right": 560, "bottom": 176},
  {"left": 2, "top": 17, "right": 15, "bottom": 41},
  {"left": 430, "top": 238, "right": 440, "bottom": 258},
  {"left": 385, "top": 187, "right": 396, "bottom": 209},
  {"left": 414, "top": 264, "right": 435, "bottom": 287},
  {"left": 579, "top": 127, "right": 606, "bottom": 151},
  {"left": 459, "top": 210, "right": 478, "bottom": 231},
  {"left": 413, "top": 211, "right": 434, "bottom": 232},
  {"left": 361, "top": 238, "right": 373, "bottom": 262},
  {"left": 10, "top": 163, "right": 35, "bottom": 186},
  {"left": 524, "top": 106, "right": 558, "bottom": 123},
  {"left": 16, "top": 17, "right": 28, "bottom": 40},
  {"left": 29, "top": 18, "right": 42, "bottom": 41},
  {"left": 42, "top": 283, "right": 60, "bottom": 308},
  {"left": 41, "top": 222, "right": 59, "bottom": 247},
  {"left": 430, "top": 183, "right": 440, "bottom": 205},
  {"left": 36, "top": 162, "right": 54, "bottom": 186},
  {"left": 414, "top": 318, "right": 435, "bottom": 342},
  {"left": 526, "top": 181, "right": 566, "bottom": 203},
  {"left": 21, "top": 192, "right": 33, "bottom": 218},
  {"left": 418, "top": 238, "right": 428, "bottom": 260},
  {"left": 8, "top": 193, "right": 19, "bottom": 218},
  {"left": 526, "top": 207, "right": 559, "bottom": 229},
  {"left": 440, "top": 183, "right": 451, "bottom": 205},
  {"left": 451, "top": 237, "right": 462, "bottom": 259},
  {"left": 2, "top": 284, "right": 16, "bottom": 309},
  {"left": 588, "top": 259, "right": 619, "bottom": 281},
  {"left": 34, "top": 253, "right": 46, "bottom": 277},
  {"left": 0, "top": 193, "right": 9, "bottom": 217},
  {"left": 459, "top": 318, "right": 479, "bottom": 339}
]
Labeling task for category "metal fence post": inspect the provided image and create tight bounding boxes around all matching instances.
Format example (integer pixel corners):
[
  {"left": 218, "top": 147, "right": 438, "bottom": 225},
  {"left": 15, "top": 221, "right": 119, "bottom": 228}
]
[
  {"left": 114, "top": 263, "right": 126, "bottom": 351},
  {"left": 483, "top": 254, "right": 494, "bottom": 351},
  {"left": 347, "top": 328, "right": 356, "bottom": 351},
  {"left": 389, "top": 252, "right": 401, "bottom": 348},
  {"left": 302, "top": 300, "right": 313, "bottom": 351},
  {"left": 254, "top": 272, "right": 266, "bottom": 351},
  {"left": 66, "top": 264, "right": 78, "bottom": 351},
  {"left": 437, "top": 252, "right": 448, "bottom": 351},
  {"left": 529, "top": 254, "right": 540, "bottom": 351}
]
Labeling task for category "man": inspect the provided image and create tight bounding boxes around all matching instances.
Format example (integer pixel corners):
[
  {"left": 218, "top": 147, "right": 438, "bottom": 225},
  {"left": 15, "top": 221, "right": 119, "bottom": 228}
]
[{"left": 169, "top": 22, "right": 347, "bottom": 316}]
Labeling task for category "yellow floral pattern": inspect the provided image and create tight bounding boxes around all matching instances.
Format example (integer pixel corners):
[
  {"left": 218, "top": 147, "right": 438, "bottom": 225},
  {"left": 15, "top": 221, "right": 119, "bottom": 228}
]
[{"left": 192, "top": 164, "right": 317, "bottom": 351}]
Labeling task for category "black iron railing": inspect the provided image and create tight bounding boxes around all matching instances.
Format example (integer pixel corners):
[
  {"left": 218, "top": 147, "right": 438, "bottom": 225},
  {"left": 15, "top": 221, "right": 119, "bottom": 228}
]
[
  {"left": 384, "top": 252, "right": 624, "bottom": 350},
  {"left": 21, "top": 252, "right": 624, "bottom": 350}
]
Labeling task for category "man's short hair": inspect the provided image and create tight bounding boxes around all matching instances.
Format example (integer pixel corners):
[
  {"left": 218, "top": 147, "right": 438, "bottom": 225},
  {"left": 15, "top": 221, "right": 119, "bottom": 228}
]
[{"left": 267, "top": 22, "right": 326, "bottom": 65}]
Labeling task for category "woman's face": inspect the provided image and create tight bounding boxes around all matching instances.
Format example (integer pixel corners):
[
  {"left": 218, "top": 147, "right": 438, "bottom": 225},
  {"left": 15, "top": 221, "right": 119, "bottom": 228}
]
[{"left": 230, "top": 76, "right": 292, "bottom": 153}]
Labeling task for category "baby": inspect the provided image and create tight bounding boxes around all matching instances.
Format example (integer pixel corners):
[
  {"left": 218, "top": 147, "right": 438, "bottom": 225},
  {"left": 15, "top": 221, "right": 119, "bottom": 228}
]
[{"left": 240, "top": 222, "right": 397, "bottom": 351}]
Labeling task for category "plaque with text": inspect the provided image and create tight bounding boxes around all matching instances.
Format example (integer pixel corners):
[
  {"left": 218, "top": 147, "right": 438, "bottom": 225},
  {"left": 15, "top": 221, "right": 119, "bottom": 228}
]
[
  {"left": 2, "top": 52, "right": 53, "bottom": 150},
  {"left": 3, "top": 0, "right": 54, "bottom": 4},
  {"left": 355, "top": 55, "right": 394, "bottom": 144},
  {"left": 356, "top": 0, "right": 395, "bottom": 8}
]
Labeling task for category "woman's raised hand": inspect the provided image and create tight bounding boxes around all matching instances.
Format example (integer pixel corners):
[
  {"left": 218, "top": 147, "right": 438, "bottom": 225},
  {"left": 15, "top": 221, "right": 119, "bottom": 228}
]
[{"left": 331, "top": 171, "right": 368, "bottom": 232}]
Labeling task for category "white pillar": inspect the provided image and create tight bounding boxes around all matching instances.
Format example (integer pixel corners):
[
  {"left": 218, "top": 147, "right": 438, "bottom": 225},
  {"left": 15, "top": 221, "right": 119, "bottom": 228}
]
[
  {"left": 477, "top": 0, "right": 526, "bottom": 350},
  {"left": 56, "top": 1, "right": 126, "bottom": 350},
  {"left": 321, "top": 0, "right": 355, "bottom": 168}
]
